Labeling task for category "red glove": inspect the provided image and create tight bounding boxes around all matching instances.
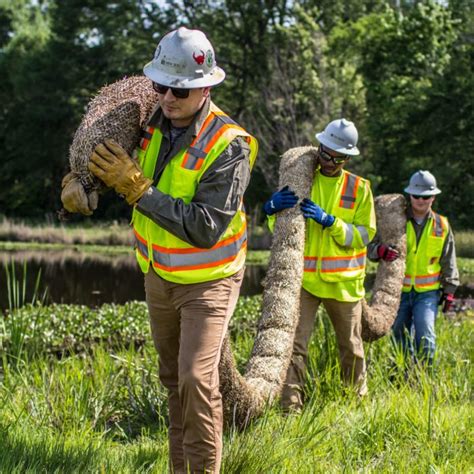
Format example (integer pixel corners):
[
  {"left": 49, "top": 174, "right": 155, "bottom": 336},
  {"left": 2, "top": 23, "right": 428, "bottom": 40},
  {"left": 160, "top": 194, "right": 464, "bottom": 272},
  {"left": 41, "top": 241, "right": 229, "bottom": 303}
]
[
  {"left": 440, "top": 293, "right": 455, "bottom": 313},
  {"left": 377, "top": 244, "right": 400, "bottom": 262}
]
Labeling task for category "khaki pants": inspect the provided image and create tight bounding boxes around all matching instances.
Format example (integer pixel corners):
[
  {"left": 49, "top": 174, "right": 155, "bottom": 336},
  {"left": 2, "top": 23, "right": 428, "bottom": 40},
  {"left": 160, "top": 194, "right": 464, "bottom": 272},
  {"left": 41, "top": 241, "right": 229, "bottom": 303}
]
[
  {"left": 281, "top": 288, "right": 367, "bottom": 409},
  {"left": 145, "top": 268, "right": 244, "bottom": 474}
]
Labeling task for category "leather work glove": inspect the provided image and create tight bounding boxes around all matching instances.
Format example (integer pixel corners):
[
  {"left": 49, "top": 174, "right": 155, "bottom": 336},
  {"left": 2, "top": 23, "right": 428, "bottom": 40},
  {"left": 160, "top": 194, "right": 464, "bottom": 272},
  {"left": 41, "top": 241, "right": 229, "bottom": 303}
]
[
  {"left": 61, "top": 172, "right": 98, "bottom": 216},
  {"left": 377, "top": 244, "right": 400, "bottom": 262},
  {"left": 439, "top": 293, "right": 455, "bottom": 313},
  {"left": 89, "top": 139, "right": 152, "bottom": 205},
  {"left": 300, "top": 198, "right": 335, "bottom": 228},
  {"left": 263, "top": 185, "right": 299, "bottom": 216}
]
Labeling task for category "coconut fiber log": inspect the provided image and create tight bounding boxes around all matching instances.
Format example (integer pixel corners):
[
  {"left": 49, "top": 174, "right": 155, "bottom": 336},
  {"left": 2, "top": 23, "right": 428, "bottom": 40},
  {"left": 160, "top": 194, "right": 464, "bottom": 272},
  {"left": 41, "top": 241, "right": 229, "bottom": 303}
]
[
  {"left": 219, "top": 147, "right": 317, "bottom": 428},
  {"left": 67, "top": 76, "right": 158, "bottom": 204},
  {"left": 361, "top": 194, "right": 407, "bottom": 341}
]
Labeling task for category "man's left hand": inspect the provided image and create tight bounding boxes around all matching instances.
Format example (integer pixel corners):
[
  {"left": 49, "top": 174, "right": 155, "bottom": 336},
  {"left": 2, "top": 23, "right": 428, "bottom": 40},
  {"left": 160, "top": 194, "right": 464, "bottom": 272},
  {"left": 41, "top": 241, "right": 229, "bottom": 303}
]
[
  {"left": 88, "top": 139, "right": 152, "bottom": 205},
  {"left": 300, "top": 198, "right": 335, "bottom": 227},
  {"left": 440, "top": 293, "right": 455, "bottom": 313}
]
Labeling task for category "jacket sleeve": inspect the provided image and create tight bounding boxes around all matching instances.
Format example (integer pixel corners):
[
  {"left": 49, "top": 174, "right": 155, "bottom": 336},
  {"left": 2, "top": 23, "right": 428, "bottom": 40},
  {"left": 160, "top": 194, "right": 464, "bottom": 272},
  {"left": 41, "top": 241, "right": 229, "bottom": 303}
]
[
  {"left": 135, "top": 137, "right": 251, "bottom": 248},
  {"left": 367, "top": 234, "right": 382, "bottom": 261},
  {"left": 440, "top": 224, "right": 460, "bottom": 294},
  {"left": 327, "top": 179, "right": 377, "bottom": 249}
]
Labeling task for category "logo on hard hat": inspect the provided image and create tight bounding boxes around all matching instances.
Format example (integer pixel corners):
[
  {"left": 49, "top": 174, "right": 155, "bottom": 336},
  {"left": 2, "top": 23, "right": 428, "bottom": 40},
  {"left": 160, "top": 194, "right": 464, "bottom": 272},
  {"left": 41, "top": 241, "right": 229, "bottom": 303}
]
[
  {"left": 193, "top": 50, "right": 205, "bottom": 65},
  {"left": 205, "top": 50, "right": 213, "bottom": 68},
  {"left": 154, "top": 45, "right": 161, "bottom": 60}
]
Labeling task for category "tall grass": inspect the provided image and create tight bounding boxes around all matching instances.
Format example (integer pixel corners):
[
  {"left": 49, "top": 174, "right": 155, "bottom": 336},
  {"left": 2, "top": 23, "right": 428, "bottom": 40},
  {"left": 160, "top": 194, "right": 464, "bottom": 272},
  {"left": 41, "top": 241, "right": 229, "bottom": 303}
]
[
  {"left": 0, "top": 216, "right": 133, "bottom": 246},
  {"left": 2, "top": 261, "right": 47, "bottom": 366},
  {"left": 0, "top": 297, "right": 472, "bottom": 472}
]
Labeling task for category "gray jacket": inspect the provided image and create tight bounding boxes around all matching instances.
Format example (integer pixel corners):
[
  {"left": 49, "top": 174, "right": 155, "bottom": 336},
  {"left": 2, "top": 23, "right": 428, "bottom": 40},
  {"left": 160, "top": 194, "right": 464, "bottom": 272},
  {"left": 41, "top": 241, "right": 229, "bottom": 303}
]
[{"left": 136, "top": 97, "right": 252, "bottom": 249}]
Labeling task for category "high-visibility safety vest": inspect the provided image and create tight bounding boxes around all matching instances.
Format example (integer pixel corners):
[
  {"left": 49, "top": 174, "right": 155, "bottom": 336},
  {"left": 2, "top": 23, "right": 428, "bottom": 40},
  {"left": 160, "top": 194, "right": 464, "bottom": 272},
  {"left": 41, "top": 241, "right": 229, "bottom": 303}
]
[
  {"left": 302, "top": 170, "right": 375, "bottom": 296},
  {"left": 132, "top": 102, "right": 258, "bottom": 284},
  {"left": 403, "top": 212, "right": 448, "bottom": 293}
]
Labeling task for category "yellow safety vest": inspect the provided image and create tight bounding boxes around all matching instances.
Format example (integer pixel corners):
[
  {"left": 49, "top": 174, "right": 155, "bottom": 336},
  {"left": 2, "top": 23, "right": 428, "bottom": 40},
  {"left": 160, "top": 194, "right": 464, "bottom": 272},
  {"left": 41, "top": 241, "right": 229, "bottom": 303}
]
[
  {"left": 303, "top": 170, "right": 375, "bottom": 297},
  {"left": 403, "top": 212, "right": 448, "bottom": 292},
  {"left": 132, "top": 102, "right": 258, "bottom": 284}
]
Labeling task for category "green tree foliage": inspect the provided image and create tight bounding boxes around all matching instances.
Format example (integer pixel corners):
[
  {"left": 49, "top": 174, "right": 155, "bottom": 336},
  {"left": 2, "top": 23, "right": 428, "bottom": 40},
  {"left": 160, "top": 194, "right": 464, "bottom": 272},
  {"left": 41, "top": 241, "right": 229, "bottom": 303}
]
[
  {"left": 329, "top": 2, "right": 460, "bottom": 198},
  {"left": 0, "top": 0, "right": 166, "bottom": 219},
  {"left": 0, "top": 0, "right": 471, "bottom": 228}
]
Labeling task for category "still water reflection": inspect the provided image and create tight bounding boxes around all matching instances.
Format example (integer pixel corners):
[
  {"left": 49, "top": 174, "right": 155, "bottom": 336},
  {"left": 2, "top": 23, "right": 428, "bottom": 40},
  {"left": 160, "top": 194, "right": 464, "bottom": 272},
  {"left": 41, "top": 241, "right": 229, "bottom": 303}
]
[
  {"left": 0, "top": 250, "right": 267, "bottom": 310},
  {"left": 1, "top": 250, "right": 473, "bottom": 311}
]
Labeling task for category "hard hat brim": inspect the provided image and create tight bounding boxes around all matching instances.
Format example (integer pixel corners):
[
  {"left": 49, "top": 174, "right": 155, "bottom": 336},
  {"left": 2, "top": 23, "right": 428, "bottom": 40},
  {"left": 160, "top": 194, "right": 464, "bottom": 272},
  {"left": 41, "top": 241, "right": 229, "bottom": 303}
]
[
  {"left": 404, "top": 185, "right": 441, "bottom": 196},
  {"left": 315, "top": 132, "right": 360, "bottom": 156},
  {"left": 143, "top": 62, "right": 226, "bottom": 88}
]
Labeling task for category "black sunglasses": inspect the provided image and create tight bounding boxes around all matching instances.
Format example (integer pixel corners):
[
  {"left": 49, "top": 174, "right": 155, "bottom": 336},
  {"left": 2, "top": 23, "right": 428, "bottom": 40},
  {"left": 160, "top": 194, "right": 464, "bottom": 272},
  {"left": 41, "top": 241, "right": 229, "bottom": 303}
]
[
  {"left": 318, "top": 145, "right": 348, "bottom": 165},
  {"left": 152, "top": 82, "right": 190, "bottom": 99},
  {"left": 411, "top": 195, "right": 432, "bottom": 200}
]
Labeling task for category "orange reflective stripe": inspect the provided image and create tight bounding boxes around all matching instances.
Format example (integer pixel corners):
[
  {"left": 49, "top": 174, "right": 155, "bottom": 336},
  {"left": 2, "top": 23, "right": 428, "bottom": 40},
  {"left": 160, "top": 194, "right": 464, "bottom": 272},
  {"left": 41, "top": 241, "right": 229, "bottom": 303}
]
[
  {"left": 203, "top": 124, "right": 246, "bottom": 154},
  {"left": 153, "top": 242, "right": 247, "bottom": 272},
  {"left": 320, "top": 251, "right": 366, "bottom": 273},
  {"left": 304, "top": 252, "right": 366, "bottom": 273},
  {"left": 414, "top": 272, "right": 441, "bottom": 287},
  {"left": 151, "top": 226, "right": 247, "bottom": 271},
  {"left": 432, "top": 212, "right": 445, "bottom": 238},
  {"left": 304, "top": 257, "right": 318, "bottom": 272},
  {"left": 339, "top": 173, "right": 360, "bottom": 209},
  {"left": 181, "top": 113, "right": 216, "bottom": 169},
  {"left": 403, "top": 274, "right": 412, "bottom": 287},
  {"left": 139, "top": 126, "right": 154, "bottom": 151},
  {"left": 181, "top": 112, "right": 245, "bottom": 171},
  {"left": 134, "top": 229, "right": 149, "bottom": 261}
]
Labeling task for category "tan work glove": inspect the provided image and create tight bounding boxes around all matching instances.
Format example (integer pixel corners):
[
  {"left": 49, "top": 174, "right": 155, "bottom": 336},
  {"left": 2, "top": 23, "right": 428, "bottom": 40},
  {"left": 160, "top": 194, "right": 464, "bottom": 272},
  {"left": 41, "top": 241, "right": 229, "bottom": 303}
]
[
  {"left": 61, "top": 172, "right": 98, "bottom": 216},
  {"left": 88, "top": 139, "right": 152, "bottom": 205}
]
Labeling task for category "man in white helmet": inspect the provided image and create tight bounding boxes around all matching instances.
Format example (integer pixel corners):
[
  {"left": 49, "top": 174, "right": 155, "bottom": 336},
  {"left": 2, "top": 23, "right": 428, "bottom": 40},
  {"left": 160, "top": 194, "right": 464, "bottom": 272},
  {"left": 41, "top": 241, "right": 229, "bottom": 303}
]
[
  {"left": 263, "top": 118, "right": 376, "bottom": 410},
  {"left": 368, "top": 170, "right": 459, "bottom": 369},
  {"left": 66, "top": 27, "right": 257, "bottom": 473}
]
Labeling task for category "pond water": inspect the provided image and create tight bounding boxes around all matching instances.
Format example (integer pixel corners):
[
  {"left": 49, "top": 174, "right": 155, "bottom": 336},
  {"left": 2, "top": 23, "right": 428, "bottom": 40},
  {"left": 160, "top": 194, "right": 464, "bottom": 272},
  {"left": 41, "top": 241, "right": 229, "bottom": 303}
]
[
  {"left": 0, "top": 249, "right": 266, "bottom": 310},
  {"left": 0, "top": 249, "right": 472, "bottom": 311}
]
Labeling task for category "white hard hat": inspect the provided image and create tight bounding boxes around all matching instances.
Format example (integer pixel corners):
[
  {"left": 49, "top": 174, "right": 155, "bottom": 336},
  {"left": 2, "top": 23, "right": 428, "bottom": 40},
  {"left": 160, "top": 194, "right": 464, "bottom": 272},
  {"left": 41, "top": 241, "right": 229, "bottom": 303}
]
[
  {"left": 315, "top": 118, "right": 360, "bottom": 156},
  {"left": 143, "top": 27, "right": 225, "bottom": 89},
  {"left": 404, "top": 170, "right": 441, "bottom": 196}
]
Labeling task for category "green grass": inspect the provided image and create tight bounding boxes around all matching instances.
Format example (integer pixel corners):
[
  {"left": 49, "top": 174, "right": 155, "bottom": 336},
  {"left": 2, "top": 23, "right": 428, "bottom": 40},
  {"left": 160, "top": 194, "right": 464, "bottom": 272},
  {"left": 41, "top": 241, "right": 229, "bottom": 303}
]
[{"left": 0, "top": 296, "right": 472, "bottom": 472}]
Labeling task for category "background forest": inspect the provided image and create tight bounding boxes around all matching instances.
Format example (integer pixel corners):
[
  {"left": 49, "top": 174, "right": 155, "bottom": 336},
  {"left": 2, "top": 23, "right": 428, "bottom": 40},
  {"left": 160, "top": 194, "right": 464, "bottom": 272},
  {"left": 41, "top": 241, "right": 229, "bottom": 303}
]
[{"left": 0, "top": 0, "right": 472, "bottom": 228}]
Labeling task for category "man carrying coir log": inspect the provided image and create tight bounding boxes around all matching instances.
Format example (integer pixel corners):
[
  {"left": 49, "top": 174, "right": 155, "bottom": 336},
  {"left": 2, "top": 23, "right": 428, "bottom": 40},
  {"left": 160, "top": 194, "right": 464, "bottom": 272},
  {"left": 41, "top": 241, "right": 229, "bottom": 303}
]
[
  {"left": 62, "top": 27, "right": 258, "bottom": 474},
  {"left": 263, "top": 119, "right": 376, "bottom": 411}
]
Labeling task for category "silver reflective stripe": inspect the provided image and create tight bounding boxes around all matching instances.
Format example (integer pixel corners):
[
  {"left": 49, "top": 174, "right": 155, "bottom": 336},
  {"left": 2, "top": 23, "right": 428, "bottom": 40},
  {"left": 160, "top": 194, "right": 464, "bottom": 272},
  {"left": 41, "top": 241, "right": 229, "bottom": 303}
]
[
  {"left": 340, "top": 174, "right": 357, "bottom": 209},
  {"left": 403, "top": 276, "right": 412, "bottom": 286},
  {"left": 153, "top": 232, "right": 246, "bottom": 269},
  {"left": 135, "top": 235, "right": 149, "bottom": 260},
  {"left": 182, "top": 114, "right": 238, "bottom": 170},
  {"left": 217, "top": 114, "right": 238, "bottom": 125},
  {"left": 432, "top": 213, "right": 443, "bottom": 237},
  {"left": 304, "top": 258, "right": 317, "bottom": 270},
  {"left": 320, "top": 253, "right": 366, "bottom": 271},
  {"left": 187, "top": 146, "right": 207, "bottom": 159},
  {"left": 357, "top": 225, "right": 370, "bottom": 246},
  {"left": 140, "top": 129, "right": 153, "bottom": 140},
  {"left": 344, "top": 223, "right": 354, "bottom": 246},
  {"left": 182, "top": 147, "right": 206, "bottom": 170},
  {"left": 415, "top": 274, "right": 440, "bottom": 285}
]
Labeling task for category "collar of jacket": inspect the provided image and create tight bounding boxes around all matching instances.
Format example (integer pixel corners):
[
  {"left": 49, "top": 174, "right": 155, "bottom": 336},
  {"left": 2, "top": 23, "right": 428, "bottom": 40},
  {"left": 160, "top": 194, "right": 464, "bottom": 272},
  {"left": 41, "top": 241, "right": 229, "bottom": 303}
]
[
  {"left": 147, "top": 96, "right": 211, "bottom": 148},
  {"left": 407, "top": 203, "right": 435, "bottom": 224}
]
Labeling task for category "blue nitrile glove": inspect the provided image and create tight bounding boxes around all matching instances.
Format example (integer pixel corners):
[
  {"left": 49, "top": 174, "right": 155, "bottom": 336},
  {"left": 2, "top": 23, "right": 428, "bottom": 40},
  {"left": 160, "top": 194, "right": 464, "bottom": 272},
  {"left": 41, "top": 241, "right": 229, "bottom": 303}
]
[
  {"left": 263, "top": 185, "right": 299, "bottom": 216},
  {"left": 300, "top": 198, "right": 335, "bottom": 228}
]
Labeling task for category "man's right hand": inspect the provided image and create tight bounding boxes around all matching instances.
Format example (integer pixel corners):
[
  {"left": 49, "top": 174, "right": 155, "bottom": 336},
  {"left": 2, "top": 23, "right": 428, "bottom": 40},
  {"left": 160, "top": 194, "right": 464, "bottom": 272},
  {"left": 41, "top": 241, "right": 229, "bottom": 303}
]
[
  {"left": 263, "top": 186, "right": 299, "bottom": 215},
  {"left": 61, "top": 172, "right": 98, "bottom": 216},
  {"left": 377, "top": 244, "right": 400, "bottom": 262}
]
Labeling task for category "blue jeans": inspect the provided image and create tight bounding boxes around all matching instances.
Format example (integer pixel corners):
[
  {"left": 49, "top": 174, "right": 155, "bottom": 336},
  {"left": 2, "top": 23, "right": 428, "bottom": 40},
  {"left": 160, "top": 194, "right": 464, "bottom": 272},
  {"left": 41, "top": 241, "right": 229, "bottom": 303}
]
[{"left": 392, "top": 289, "right": 440, "bottom": 364}]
